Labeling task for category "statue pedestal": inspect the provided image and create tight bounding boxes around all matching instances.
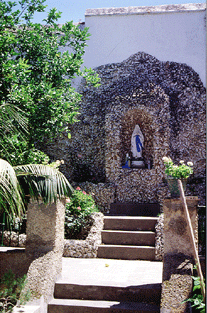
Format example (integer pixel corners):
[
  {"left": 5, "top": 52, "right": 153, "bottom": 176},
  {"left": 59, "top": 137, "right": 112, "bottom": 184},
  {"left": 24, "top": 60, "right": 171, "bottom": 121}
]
[{"left": 131, "top": 160, "right": 145, "bottom": 168}]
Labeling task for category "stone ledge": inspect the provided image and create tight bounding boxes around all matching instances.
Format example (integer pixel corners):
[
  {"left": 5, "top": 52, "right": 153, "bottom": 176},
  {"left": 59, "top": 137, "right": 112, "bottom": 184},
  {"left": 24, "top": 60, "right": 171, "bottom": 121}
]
[
  {"left": 13, "top": 304, "right": 40, "bottom": 313},
  {"left": 0, "top": 247, "right": 25, "bottom": 252},
  {"left": 85, "top": 3, "right": 206, "bottom": 17}
]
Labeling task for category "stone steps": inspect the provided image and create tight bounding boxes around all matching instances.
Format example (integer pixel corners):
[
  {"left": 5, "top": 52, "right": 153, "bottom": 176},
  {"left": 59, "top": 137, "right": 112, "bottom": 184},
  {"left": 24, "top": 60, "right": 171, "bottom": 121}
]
[
  {"left": 104, "top": 216, "right": 158, "bottom": 231},
  {"left": 48, "top": 260, "right": 161, "bottom": 313},
  {"left": 47, "top": 255, "right": 162, "bottom": 313},
  {"left": 53, "top": 282, "right": 161, "bottom": 304},
  {"left": 48, "top": 200, "right": 161, "bottom": 313},
  {"left": 48, "top": 299, "right": 160, "bottom": 312},
  {"left": 97, "top": 244, "right": 155, "bottom": 260},
  {"left": 97, "top": 215, "right": 158, "bottom": 260},
  {"left": 101, "top": 230, "right": 155, "bottom": 246}
]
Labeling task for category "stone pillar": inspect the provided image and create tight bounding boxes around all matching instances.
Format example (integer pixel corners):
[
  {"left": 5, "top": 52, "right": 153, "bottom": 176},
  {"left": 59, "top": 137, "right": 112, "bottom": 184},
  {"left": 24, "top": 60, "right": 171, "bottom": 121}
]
[
  {"left": 161, "top": 196, "right": 199, "bottom": 313},
  {"left": 21, "top": 199, "right": 65, "bottom": 312},
  {"left": 26, "top": 200, "right": 65, "bottom": 255}
]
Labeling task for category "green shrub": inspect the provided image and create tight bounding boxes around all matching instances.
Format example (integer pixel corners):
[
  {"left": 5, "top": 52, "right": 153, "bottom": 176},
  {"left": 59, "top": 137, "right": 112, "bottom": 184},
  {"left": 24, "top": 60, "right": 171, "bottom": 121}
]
[
  {"left": 183, "top": 266, "right": 205, "bottom": 313},
  {"left": 1, "top": 134, "right": 50, "bottom": 166},
  {"left": 0, "top": 270, "right": 30, "bottom": 313},
  {"left": 64, "top": 187, "right": 98, "bottom": 239}
]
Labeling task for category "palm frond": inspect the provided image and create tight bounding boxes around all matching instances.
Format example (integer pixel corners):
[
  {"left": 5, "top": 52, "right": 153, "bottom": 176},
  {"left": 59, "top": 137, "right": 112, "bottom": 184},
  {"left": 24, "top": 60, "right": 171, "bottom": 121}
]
[
  {"left": 0, "top": 102, "right": 28, "bottom": 136},
  {"left": 14, "top": 164, "right": 73, "bottom": 204},
  {"left": 0, "top": 102, "right": 28, "bottom": 164},
  {"left": 0, "top": 159, "right": 24, "bottom": 217}
]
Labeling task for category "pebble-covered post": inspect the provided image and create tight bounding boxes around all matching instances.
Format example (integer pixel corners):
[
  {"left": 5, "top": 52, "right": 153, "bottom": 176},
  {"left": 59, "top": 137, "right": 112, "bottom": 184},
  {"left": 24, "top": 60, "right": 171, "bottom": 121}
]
[
  {"left": 22, "top": 199, "right": 65, "bottom": 311},
  {"left": 160, "top": 196, "right": 199, "bottom": 313}
]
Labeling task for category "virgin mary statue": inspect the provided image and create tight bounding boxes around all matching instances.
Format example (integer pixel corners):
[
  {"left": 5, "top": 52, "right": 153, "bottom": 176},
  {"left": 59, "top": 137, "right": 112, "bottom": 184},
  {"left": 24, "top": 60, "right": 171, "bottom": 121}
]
[{"left": 131, "top": 124, "right": 145, "bottom": 168}]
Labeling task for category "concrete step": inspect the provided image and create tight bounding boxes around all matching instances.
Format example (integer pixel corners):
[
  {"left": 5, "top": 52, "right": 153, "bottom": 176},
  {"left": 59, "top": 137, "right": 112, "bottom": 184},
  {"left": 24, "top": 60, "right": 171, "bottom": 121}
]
[
  {"left": 104, "top": 216, "right": 158, "bottom": 231},
  {"left": 48, "top": 299, "right": 160, "bottom": 313},
  {"left": 97, "top": 245, "right": 155, "bottom": 260},
  {"left": 101, "top": 230, "right": 155, "bottom": 246},
  {"left": 54, "top": 282, "right": 161, "bottom": 305}
]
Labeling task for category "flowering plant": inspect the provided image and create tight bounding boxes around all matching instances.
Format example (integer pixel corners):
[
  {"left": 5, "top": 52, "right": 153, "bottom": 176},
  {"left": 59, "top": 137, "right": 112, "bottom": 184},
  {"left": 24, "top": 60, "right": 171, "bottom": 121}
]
[
  {"left": 162, "top": 157, "right": 193, "bottom": 179},
  {"left": 64, "top": 187, "right": 98, "bottom": 239}
]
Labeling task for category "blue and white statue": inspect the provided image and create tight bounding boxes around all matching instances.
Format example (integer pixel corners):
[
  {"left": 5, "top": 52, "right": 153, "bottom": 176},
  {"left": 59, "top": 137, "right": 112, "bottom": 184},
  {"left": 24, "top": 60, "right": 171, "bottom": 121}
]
[{"left": 131, "top": 124, "right": 145, "bottom": 168}]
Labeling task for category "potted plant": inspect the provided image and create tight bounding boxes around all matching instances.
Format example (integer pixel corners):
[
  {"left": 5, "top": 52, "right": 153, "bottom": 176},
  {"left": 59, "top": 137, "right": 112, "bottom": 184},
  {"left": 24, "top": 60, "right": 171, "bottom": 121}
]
[{"left": 162, "top": 157, "right": 193, "bottom": 198}]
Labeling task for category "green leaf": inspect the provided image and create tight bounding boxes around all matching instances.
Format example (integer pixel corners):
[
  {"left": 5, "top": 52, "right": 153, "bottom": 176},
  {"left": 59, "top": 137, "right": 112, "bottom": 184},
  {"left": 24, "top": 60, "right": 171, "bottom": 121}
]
[
  {"left": 193, "top": 284, "right": 201, "bottom": 291},
  {"left": 15, "top": 163, "right": 73, "bottom": 203},
  {"left": 0, "top": 159, "right": 24, "bottom": 217}
]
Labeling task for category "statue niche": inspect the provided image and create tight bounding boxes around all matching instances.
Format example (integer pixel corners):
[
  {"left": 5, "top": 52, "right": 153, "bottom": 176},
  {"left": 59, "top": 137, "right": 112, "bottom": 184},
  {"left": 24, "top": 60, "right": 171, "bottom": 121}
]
[{"left": 121, "top": 109, "right": 154, "bottom": 170}]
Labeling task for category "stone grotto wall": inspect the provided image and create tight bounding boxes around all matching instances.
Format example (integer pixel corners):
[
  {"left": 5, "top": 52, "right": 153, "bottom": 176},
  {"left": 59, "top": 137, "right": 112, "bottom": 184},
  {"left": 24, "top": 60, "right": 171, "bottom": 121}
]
[{"left": 45, "top": 52, "right": 206, "bottom": 207}]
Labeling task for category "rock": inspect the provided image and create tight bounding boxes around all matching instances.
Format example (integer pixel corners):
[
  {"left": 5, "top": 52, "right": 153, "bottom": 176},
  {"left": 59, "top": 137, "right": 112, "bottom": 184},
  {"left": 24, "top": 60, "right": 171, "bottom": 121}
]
[{"left": 2, "top": 231, "right": 26, "bottom": 247}]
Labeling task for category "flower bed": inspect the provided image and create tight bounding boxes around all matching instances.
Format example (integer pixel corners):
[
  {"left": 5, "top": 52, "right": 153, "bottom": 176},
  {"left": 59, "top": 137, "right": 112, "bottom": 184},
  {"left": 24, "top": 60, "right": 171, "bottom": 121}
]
[{"left": 63, "top": 212, "right": 104, "bottom": 258}]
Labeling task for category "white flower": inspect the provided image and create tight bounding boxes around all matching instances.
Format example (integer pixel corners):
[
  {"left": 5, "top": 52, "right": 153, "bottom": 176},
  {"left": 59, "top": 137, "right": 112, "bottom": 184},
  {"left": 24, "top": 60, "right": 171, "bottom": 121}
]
[
  {"left": 162, "top": 156, "right": 171, "bottom": 163},
  {"left": 179, "top": 160, "right": 184, "bottom": 164},
  {"left": 187, "top": 161, "right": 193, "bottom": 167}
]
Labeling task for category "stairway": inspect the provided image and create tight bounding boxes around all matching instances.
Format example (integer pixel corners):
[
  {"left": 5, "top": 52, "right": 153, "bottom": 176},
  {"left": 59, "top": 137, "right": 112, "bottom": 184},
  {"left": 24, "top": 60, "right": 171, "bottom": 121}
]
[
  {"left": 48, "top": 203, "right": 162, "bottom": 312},
  {"left": 97, "top": 202, "right": 159, "bottom": 260},
  {"left": 48, "top": 258, "right": 162, "bottom": 313}
]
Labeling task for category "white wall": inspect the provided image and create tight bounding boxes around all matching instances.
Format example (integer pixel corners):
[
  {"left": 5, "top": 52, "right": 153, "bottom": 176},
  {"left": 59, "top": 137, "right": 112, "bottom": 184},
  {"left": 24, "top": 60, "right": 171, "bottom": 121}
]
[{"left": 83, "top": 4, "right": 206, "bottom": 86}]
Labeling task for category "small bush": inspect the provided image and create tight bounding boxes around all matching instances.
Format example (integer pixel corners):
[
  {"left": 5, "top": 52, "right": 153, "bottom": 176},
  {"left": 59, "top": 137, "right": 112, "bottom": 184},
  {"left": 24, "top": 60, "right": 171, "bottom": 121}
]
[
  {"left": 64, "top": 187, "right": 98, "bottom": 239},
  {"left": 0, "top": 270, "right": 30, "bottom": 313}
]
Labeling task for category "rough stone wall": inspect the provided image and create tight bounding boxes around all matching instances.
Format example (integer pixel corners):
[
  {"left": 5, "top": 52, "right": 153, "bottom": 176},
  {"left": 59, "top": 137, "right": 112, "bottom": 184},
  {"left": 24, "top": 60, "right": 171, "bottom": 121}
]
[
  {"left": 78, "top": 182, "right": 115, "bottom": 213},
  {"left": 2, "top": 231, "right": 26, "bottom": 247},
  {"left": 155, "top": 214, "right": 164, "bottom": 261},
  {"left": 45, "top": 52, "right": 206, "bottom": 206}
]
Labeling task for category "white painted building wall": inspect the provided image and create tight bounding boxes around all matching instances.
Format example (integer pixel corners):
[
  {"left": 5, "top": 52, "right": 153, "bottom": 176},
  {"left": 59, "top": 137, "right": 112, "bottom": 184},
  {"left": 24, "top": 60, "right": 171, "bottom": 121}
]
[{"left": 83, "top": 3, "right": 206, "bottom": 86}]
